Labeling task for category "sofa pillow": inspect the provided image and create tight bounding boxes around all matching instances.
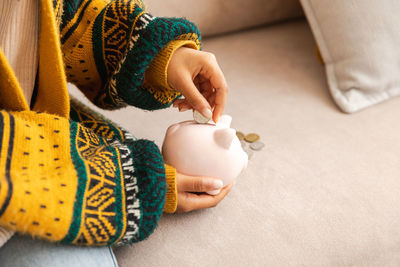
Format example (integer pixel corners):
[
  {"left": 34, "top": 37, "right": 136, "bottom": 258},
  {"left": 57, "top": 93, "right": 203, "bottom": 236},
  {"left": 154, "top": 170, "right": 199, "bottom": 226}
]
[
  {"left": 145, "top": 0, "right": 303, "bottom": 37},
  {"left": 300, "top": 0, "right": 400, "bottom": 113}
]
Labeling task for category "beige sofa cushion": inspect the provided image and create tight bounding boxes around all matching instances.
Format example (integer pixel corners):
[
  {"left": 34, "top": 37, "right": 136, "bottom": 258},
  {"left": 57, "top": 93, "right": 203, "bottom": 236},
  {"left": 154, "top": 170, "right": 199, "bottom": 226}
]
[
  {"left": 145, "top": 0, "right": 303, "bottom": 36},
  {"left": 300, "top": 0, "right": 400, "bottom": 113},
  {"left": 69, "top": 19, "right": 400, "bottom": 266}
]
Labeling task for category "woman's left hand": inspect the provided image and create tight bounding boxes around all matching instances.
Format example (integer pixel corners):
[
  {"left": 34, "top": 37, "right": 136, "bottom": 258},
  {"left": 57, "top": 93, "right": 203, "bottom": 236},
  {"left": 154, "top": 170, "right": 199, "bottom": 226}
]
[
  {"left": 175, "top": 171, "right": 234, "bottom": 213},
  {"left": 168, "top": 47, "right": 229, "bottom": 123}
]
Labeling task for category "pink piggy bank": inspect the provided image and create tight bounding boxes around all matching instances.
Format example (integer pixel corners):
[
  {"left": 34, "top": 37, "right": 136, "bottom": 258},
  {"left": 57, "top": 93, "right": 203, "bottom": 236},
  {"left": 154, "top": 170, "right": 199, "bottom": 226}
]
[{"left": 162, "top": 115, "right": 248, "bottom": 195}]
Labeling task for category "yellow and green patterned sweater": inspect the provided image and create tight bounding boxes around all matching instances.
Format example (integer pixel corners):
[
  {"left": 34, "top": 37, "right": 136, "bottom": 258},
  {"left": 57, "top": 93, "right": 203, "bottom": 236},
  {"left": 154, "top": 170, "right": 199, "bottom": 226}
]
[{"left": 0, "top": 0, "right": 200, "bottom": 246}]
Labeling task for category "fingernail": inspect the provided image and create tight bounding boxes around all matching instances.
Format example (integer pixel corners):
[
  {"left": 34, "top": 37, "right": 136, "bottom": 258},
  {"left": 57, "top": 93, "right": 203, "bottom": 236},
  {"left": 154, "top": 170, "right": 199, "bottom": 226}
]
[
  {"left": 202, "top": 108, "right": 213, "bottom": 120},
  {"left": 212, "top": 179, "right": 224, "bottom": 190},
  {"left": 207, "top": 189, "right": 221, "bottom": 196}
]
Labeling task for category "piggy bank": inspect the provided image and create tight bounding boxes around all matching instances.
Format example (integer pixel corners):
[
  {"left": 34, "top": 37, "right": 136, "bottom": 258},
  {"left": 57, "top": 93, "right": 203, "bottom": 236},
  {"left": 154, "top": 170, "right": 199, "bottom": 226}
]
[{"left": 162, "top": 115, "right": 248, "bottom": 195}]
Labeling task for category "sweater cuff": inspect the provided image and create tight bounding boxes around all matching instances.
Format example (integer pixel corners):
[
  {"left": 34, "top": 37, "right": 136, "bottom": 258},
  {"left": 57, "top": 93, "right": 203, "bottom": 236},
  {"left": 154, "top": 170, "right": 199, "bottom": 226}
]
[
  {"left": 145, "top": 40, "right": 200, "bottom": 93},
  {"left": 163, "top": 164, "right": 178, "bottom": 213}
]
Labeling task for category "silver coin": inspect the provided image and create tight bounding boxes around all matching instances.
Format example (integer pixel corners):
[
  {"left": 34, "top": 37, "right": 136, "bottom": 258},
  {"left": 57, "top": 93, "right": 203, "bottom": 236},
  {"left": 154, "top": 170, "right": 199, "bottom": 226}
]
[
  {"left": 250, "top": 141, "right": 265, "bottom": 151},
  {"left": 193, "top": 110, "right": 210, "bottom": 124},
  {"left": 244, "top": 147, "right": 254, "bottom": 159}
]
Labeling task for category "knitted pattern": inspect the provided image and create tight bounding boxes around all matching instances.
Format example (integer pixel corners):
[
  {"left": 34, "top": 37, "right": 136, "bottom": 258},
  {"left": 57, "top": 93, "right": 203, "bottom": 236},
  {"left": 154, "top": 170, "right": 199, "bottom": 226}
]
[
  {"left": 0, "top": 0, "right": 196, "bottom": 247},
  {"left": 59, "top": 0, "right": 201, "bottom": 110},
  {"left": 0, "top": 99, "right": 167, "bottom": 246},
  {"left": 70, "top": 98, "right": 181, "bottom": 215},
  {"left": 69, "top": 97, "right": 168, "bottom": 244}
]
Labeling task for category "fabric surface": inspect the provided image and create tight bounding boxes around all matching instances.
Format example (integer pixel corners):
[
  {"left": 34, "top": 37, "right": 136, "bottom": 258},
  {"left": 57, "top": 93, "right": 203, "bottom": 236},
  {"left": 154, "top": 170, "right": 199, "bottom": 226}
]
[
  {"left": 0, "top": 234, "right": 118, "bottom": 267},
  {"left": 0, "top": 226, "right": 14, "bottom": 247},
  {"left": 300, "top": 0, "right": 400, "bottom": 113},
  {"left": 145, "top": 0, "right": 303, "bottom": 37},
  {"left": 69, "top": 20, "right": 400, "bottom": 266}
]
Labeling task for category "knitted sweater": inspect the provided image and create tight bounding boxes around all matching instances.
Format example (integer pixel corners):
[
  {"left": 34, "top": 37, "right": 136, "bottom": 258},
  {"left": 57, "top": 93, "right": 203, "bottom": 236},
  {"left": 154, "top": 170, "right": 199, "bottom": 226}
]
[{"left": 0, "top": 0, "right": 201, "bottom": 247}]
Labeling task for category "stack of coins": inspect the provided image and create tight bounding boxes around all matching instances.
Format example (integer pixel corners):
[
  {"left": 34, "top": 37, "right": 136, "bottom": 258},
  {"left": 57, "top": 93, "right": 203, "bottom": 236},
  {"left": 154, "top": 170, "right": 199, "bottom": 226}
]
[{"left": 236, "top": 131, "right": 264, "bottom": 159}]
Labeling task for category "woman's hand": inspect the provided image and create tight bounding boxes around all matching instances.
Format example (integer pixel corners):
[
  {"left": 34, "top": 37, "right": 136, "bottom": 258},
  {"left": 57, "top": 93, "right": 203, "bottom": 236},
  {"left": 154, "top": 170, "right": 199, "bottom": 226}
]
[
  {"left": 168, "top": 47, "right": 229, "bottom": 123},
  {"left": 175, "top": 171, "right": 234, "bottom": 213}
]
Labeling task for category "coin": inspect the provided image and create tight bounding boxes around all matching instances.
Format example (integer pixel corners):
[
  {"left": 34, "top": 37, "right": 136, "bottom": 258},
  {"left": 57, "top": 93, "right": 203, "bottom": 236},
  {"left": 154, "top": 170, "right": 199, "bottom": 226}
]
[
  {"left": 236, "top": 131, "right": 245, "bottom": 141},
  {"left": 250, "top": 141, "right": 265, "bottom": 151},
  {"left": 244, "top": 133, "right": 260, "bottom": 143},
  {"left": 193, "top": 110, "right": 210, "bottom": 124}
]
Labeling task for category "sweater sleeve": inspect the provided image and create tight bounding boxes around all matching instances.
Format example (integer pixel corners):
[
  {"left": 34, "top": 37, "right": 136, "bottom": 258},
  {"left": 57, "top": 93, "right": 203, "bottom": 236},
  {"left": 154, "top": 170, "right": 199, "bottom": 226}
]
[
  {"left": 163, "top": 164, "right": 178, "bottom": 213},
  {"left": 0, "top": 106, "right": 167, "bottom": 246},
  {"left": 144, "top": 39, "right": 200, "bottom": 97},
  {"left": 60, "top": 0, "right": 201, "bottom": 111}
]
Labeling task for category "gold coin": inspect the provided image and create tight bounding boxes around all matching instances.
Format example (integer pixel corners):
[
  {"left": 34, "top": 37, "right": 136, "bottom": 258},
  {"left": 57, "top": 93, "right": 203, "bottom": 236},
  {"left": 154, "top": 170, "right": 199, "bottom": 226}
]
[
  {"left": 236, "top": 131, "right": 245, "bottom": 140},
  {"left": 244, "top": 133, "right": 260, "bottom": 143}
]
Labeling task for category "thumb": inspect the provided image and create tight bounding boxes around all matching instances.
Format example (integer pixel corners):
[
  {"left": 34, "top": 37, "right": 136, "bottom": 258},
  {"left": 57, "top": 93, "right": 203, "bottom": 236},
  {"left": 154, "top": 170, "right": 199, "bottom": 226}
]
[{"left": 177, "top": 173, "right": 224, "bottom": 193}]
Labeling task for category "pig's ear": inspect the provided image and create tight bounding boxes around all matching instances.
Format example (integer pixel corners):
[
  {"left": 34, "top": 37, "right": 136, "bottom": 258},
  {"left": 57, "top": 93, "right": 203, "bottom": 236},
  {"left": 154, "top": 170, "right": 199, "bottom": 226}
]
[
  {"left": 216, "top": 115, "right": 232, "bottom": 128},
  {"left": 214, "top": 128, "right": 236, "bottom": 149}
]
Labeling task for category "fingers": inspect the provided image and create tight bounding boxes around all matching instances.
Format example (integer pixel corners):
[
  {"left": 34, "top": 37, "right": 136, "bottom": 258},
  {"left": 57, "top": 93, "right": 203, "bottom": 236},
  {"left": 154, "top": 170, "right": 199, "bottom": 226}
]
[
  {"left": 199, "top": 53, "right": 229, "bottom": 123},
  {"left": 212, "top": 84, "right": 228, "bottom": 123},
  {"left": 207, "top": 93, "right": 216, "bottom": 110},
  {"left": 173, "top": 99, "right": 186, "bottom": 107},
  {"left": 209, "top": 71, "right": 228, "bottom": 123},
  {"left": 173, "top": 99, "right": 192, "bottom": 112},
  {"left": 176, "top": 183, "right": 234, "bottom": 213},
  {"left": 169, "top": 49, "right": 228, "bottom": 122},
  {"left": 173, "top": 79, "right": 215, "bottom": 112},
  {"left": 177, "top": 73, "right": 213, "bottom": 119},
  {"left": 177, "top": 173, "right": 224, "bottom": 192},
  {"left": 178, "top": 103, "right": 191, "bottom": 112},
  {"left": 199, "top": 80, "right": 215, "bottom": 109}
]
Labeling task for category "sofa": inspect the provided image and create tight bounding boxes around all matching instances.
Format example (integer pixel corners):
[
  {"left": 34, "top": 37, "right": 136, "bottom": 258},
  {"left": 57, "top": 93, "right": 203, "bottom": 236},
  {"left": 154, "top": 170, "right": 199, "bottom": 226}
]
[{"left": 69, "top": 0, "right": 400, "bottom": 265}]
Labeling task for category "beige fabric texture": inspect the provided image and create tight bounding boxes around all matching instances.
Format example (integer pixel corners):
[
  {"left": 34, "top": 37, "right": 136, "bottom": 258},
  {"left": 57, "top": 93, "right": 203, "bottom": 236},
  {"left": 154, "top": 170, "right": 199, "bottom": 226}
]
[
  {"left": 0, "top": 227, "right": 14, "bottom": 248},
  {"left": 0, "top": 0, "right": 40, "bottom": 105},
  {"left": 69, "top": 20, "right": 400, "bottom": 266},
  {"left": 145, "top": 0, "right": 303, "bottom": 36},
  {"left": 300, "top": 0, "right": 400, "bottom": 113}
]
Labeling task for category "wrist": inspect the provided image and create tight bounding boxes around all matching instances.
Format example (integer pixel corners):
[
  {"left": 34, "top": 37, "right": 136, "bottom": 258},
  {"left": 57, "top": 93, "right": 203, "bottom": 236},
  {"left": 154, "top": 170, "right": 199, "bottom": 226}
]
[{"left": 145, "top": 40, "right": 199, "bottom": 91}]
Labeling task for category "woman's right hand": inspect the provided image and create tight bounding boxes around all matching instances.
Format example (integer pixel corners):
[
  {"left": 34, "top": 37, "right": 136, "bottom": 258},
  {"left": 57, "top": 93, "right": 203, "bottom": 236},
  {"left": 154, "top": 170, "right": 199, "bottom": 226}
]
[{"left": 175, "top": 172, "right": 234, "bottom": 213}]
